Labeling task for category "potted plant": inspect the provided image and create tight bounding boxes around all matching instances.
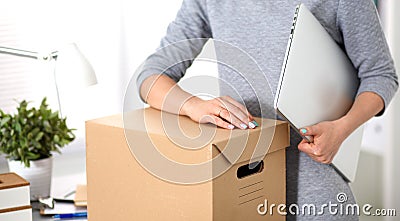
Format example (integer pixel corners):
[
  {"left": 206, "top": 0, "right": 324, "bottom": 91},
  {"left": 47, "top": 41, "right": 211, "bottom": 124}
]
[{"left": 0, "top": 98, "right": 75, "bottom": 200}]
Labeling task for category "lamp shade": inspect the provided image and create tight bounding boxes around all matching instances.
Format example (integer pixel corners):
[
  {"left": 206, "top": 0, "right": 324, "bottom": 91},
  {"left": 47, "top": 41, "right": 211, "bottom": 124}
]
[{"left": 54, "top": 43, "right": 97, "bottom": 87}]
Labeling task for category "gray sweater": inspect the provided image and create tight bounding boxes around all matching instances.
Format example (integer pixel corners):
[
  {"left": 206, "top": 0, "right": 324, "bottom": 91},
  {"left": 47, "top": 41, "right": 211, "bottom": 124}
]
[
  {"left": 137, "top": 0, "right": 398, "bottom": 113},
  {"left": 137, "top": 0, "right": 398, "bottom": 220}
]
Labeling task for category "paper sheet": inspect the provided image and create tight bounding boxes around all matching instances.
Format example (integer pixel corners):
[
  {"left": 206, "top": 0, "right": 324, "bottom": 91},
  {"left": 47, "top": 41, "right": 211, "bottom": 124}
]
[{"left": 40, "top": 201, "right": 87, "bottom": 215}]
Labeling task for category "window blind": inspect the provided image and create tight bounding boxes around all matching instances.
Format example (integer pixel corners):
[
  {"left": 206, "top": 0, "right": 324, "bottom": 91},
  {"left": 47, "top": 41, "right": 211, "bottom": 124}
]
[
  {"left": 0, "top": 14, "right": 45, "bottom": 114},
  {"left": 0, "top": 14, "right": 36, "bottom": 167}
]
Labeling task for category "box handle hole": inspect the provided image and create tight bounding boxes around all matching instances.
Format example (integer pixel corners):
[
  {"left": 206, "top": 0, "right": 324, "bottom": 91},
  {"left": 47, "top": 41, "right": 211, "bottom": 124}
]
[{"left": 237, "top": 161, "right": 264, "bottom": 179}]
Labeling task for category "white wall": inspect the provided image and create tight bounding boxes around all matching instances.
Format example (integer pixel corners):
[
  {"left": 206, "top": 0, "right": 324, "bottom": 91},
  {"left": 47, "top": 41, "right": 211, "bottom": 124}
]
[
  {"left": 1, "top": 0, "right": 211, "bottom": 173},
  {"left": 379, "top": 0, "right": 400, "bottom": 218},
  {"left": 0, "top": 0, "right": 177, "bottom": 170},
  {"left": 353, "top": 1, "right": 400, "bottom": 220},
  {"left": 1, "top": 0, "right": 187, "bottom": 144}
]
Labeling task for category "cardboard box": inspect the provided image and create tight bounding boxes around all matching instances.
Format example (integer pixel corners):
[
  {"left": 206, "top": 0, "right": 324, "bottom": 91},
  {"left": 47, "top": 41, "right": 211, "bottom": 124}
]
[{"left": 86, "top": 108, "right": 289, "bottom": 221}]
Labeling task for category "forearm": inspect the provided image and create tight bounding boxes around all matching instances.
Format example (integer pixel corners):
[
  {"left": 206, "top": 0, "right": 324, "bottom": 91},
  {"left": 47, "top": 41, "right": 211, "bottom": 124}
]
[
  {"left": 139, "top": 74, "right": 199, "bottom": 116},
  {"left": 338, "top": 91, "right": 384, "bottom": 137},
  {"left": 139, "top": 74, "right": 255, "bottom": 129}
]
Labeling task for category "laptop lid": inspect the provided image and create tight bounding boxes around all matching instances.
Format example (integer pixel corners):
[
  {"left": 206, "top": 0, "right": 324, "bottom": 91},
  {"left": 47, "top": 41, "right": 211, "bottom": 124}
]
[{"left": 274, "top": 4, "right": 362, "bottom": 182}]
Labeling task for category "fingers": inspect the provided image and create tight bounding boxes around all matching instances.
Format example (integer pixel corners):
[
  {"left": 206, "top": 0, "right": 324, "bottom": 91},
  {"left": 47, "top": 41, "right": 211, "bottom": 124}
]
[
  {"left": 299, "top": 124, "right": 321, "bottom": 136},
  {"left": 215, "top": 96, "right": 257, "bottom": 129},
  {"left": 299, "top": 124, "right": 322, "bottom": 142},
  {"left": 204, "top": 115, "right": 235, "bottom": 130},
  {"left": 298, "top": 139, "right": 332, "bottom": 164},
  {"left": 192, "top": 96, "right": 257, "bottom": 130},
  {"left": 298, "top": 139, "right": 318, "bottom": 156},
  {"left": 298, "top": 122, "right": 342, "bottom": 164},
  {"left": 218, "top": 108, "right": 249, "bottom": 129},
  {"left": 220, "top": 96, "right": 254, "bottom": 121}
]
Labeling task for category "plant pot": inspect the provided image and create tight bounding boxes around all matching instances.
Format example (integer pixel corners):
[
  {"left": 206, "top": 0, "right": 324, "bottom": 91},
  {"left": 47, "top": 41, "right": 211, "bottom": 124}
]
[{"left": 8, "top": 157, "right": 53, "bottom": 201}]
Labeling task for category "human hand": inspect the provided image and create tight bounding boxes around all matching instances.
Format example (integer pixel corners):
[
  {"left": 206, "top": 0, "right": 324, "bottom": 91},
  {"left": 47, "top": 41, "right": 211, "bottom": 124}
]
[
  {"left": 180, "top": 95, "right": 258, "bottom": 130},
  {"left": 297, "top": 119, "right": 351, "bottom": 164}
]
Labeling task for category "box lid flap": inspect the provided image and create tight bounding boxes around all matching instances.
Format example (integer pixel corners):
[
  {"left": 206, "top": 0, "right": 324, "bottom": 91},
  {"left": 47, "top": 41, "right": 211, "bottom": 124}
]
[
  {"left": 211, "top": 119, "right": 288, "bottom": 165},
  {"left": 88, "top": 108, "right": 289, "bottom": 165}
]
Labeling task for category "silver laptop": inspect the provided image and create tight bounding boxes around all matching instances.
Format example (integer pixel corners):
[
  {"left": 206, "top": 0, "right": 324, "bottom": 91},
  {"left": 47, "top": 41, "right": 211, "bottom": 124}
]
[{"left": 274, "top": 4, "right": 363, "bottom": 182}]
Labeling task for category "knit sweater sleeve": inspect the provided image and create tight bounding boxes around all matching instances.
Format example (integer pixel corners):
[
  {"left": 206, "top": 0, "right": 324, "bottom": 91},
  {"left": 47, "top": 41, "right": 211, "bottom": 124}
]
[{"left": 337, "top": 0, "right": 398, "bottom": 115}]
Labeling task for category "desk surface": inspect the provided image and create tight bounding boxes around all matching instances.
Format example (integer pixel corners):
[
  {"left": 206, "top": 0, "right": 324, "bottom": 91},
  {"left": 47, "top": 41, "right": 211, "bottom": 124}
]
[
  {"left": 36, "top": 149, "right": 85, "bottom": 221},
  {"left": 0, "top": 139, "right": 87, "bottom": 221},
  {"left": 32, "top": 202, "right": 88, "bottom": 221}
]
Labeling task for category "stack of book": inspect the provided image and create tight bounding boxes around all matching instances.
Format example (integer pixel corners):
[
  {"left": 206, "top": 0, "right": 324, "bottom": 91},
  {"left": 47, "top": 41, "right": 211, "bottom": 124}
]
[{"left": 0, "top": 172, "right": 32, "bottom": 221}]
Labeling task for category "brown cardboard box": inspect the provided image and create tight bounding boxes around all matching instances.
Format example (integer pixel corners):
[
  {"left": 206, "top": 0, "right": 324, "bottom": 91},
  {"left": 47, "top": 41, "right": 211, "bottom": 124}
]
[{"left": 86, "top": 108, "right": 289, "bottom": 221}]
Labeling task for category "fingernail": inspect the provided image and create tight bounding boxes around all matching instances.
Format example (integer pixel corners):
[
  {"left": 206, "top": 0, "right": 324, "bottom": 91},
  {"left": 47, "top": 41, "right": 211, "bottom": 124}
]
[
  {"left": 228, "top": 124, "right": 235, "bottom": 130},
  {"left": 240, "top": 123, "right": 248, "bottom": 129},
  {"left": 252, "top": 120, "right": 259, "bottom": 127},
  {"left": 248, "top": 121, "right": 256, "bottom": 129},
  {"left": 300, "top": 128, "right": 307, "bottom": 134}
]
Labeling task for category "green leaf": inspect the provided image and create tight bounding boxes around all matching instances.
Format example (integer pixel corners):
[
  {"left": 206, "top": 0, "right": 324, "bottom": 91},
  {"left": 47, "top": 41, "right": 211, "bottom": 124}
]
[
  {"left": 43, "top": 120, "right": 51, "bottom": 130},
  {"left": 27, "top": 111, "right": 34, "bottom": 118},
  {"left": 31, "top": 127, "right": 40, "bottom": 135},
  {"left": 35, "top": 132, "right": 44, "bottom": 141},
  {"left": 0, "top": 116, "right": 11, "bottom": 127},
  {"left": 50, "top": 111, "right": 59, "bottom": 119},
  {"left": 53, "top": 135, "right": 60, "bottom": 142},
  {"left": 20, "top": 138, "right": 27, "bottom": 148},
  {"left": 26, "top": 152, "right": 40, "bottom": 160},
  {"left": 15, "top": 122, "right": 21, "bottom": 133},
  {"left": 24, "top": 159, "right": 30, "bottom": 168}
]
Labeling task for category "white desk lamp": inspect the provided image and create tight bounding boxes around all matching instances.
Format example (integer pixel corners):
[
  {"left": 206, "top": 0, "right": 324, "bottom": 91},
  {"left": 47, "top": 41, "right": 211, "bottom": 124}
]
[{"left": 0, "top": 43, "right": 97, "bottom": 116}]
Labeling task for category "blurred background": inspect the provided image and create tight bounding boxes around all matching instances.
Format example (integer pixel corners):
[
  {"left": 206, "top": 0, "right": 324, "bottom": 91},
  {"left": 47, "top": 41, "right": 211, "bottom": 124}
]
[{"left": 0, "top": 0, "right": 398, "bottom": 220}]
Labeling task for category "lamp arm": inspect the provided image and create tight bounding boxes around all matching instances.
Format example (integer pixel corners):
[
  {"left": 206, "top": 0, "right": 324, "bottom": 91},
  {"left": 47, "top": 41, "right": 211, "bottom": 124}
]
[
  {"left": 0, "top": 43, "right": 96, "bottom": 119},
  {"left": 0, "top": 46, "right": 57, "bottom": 60},
  {"left": 0, "top": 45, "right": 61, "bottom": 117}
]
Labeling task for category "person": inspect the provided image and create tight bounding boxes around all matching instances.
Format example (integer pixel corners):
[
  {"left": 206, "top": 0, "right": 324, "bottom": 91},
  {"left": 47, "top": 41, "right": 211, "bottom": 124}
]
[{"left": 137, "top": 0, "right": 398, "bottom": 220}]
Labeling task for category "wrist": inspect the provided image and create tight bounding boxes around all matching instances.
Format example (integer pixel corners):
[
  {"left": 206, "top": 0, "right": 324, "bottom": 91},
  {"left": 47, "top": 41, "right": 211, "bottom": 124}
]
[
  {"left": 335, "top": 115, "right": 356, "bottom": 139},
  {"left": 180, "top": 96, "right": 202, "bottom": 117}
]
